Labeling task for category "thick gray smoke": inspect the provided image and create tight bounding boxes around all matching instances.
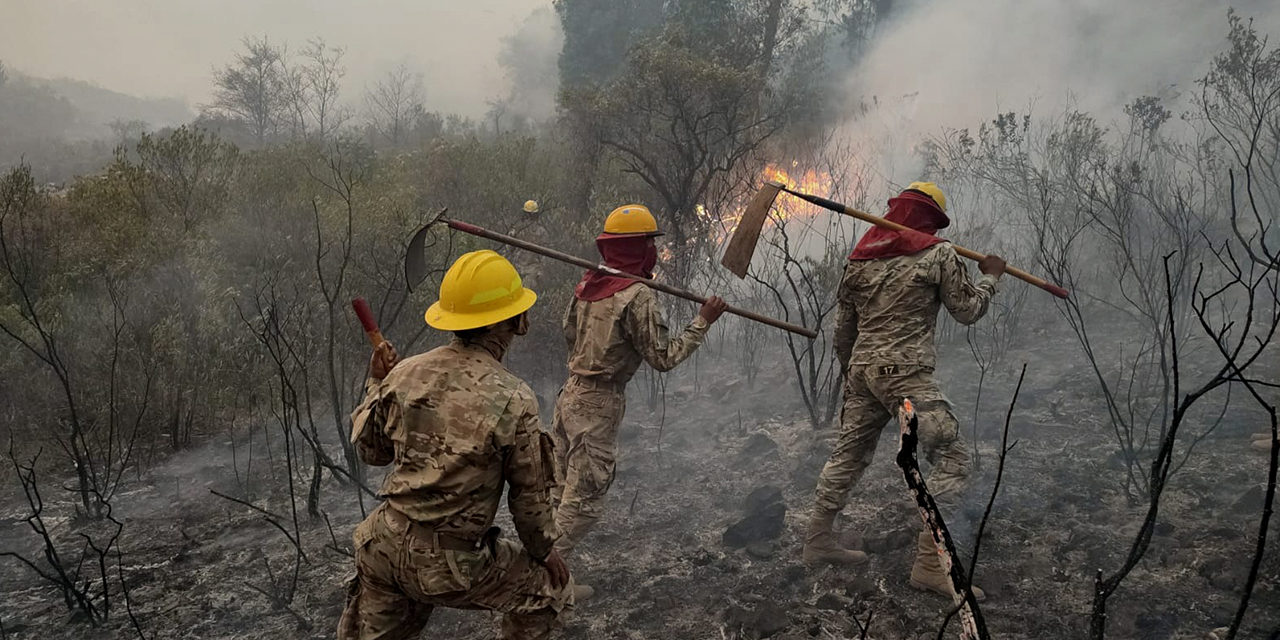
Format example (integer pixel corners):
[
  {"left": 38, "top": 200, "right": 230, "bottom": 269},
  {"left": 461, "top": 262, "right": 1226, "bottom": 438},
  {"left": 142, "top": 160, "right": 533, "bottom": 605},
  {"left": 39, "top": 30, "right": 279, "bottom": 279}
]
[{"left": 841, "top": 0, "right": 1280, "bottom": 186}]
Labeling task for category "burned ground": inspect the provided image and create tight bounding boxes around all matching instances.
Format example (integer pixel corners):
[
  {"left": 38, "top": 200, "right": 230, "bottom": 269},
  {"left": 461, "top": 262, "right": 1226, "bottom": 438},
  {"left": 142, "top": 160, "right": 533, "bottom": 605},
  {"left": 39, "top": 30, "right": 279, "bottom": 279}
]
[{"left": 2, "top": 313, "right": 1276, "bottom": 640}]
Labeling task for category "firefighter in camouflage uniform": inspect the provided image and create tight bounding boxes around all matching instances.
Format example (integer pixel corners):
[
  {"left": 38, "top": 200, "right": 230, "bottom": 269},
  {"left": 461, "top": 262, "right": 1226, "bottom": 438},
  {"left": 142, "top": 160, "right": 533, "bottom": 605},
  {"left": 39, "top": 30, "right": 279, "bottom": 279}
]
[
  {"left": 338, "top": 250, "right": 574, "bottom": 640},
  {"left": 802, "top": 182, "right": 1007, "bottom": 602},
  {"left": 551, "top": 205, "right": 727, "bottom": 597}
]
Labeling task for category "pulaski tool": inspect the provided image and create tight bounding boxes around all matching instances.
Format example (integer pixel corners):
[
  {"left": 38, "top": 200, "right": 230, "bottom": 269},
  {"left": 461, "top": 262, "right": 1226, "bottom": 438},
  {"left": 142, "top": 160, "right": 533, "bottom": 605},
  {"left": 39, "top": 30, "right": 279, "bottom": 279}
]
[
  {"left": 721, "top": 180, "right": 1070, "bottom": 299},
  {"left": 405, "top": 217, "right": 817, "bottom": 339}
]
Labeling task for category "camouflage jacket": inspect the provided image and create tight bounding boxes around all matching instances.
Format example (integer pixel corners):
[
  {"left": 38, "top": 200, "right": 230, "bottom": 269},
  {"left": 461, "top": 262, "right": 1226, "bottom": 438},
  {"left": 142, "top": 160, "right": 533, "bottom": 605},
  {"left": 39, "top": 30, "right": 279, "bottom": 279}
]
[
  {"left": 350, "top": 337, "right": 559, "bottom": 559},
  {"left": 562, "top": 284, "right": 709, "bottom": 385},
  {"left": 834, "top": 242, "right": 999, "bottom": 369}
]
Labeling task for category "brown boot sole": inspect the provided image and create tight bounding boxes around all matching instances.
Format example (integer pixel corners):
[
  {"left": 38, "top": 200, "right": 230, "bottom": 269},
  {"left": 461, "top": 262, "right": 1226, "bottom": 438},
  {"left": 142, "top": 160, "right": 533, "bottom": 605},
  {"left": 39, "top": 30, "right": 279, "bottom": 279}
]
[
  {"left": 802, "top": 549, "right": 870, "bottom": 566},
  {"left": 909, "top": 578, "right": 987, "bottom": 602}
]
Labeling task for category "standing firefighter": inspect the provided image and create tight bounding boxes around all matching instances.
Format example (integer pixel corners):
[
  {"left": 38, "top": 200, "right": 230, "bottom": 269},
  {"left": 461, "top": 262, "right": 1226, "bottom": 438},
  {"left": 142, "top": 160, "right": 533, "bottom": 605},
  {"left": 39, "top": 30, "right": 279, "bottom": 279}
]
[
  {"left": 338, "top": 250, "right": 574, "bottom": 640},
  {"left": 802, "top": 183, "right": 1006, "bottom": 601},
  {"left": 552, "top": 205, "right": 727, "bottom": 565}
]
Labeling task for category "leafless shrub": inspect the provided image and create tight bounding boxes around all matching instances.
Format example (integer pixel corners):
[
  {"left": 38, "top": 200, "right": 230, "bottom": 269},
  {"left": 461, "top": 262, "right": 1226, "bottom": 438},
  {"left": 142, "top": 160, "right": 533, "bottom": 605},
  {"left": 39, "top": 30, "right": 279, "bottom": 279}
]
[
  {"left": 743, "top": 138, "right": 866, "bottom": 429},
  {"left": 963, "top": 283, "right": 1028, "bottom": 470},
  {"left": 931, "top": 102, "right": 1225, "bottom": 502},
  {"left": 209, "top": 489, "right": 310, "bottom": 622},
  {"left": 1090, "top": 246, "right": 1279, "bottom": 638},
  {"left": 1, "top": 441, "right": 141, "bottom": 634},
  {"left": 0, "top": 165, "right": 149, "bottom": 519}
]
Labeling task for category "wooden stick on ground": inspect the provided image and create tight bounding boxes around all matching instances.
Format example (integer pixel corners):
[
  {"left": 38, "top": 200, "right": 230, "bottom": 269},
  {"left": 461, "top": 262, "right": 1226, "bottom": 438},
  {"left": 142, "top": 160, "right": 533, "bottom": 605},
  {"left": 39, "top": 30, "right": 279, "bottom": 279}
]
[{"left": 896, "top": 399, "right": 988, "bottom": 640}]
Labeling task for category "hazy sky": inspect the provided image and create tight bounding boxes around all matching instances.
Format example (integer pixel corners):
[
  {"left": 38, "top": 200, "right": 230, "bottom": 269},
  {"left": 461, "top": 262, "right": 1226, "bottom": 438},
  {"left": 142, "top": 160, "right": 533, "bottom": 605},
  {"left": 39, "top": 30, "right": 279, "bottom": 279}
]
[{"left": 0, "top": 0, "right": 549, "bottom": 115}]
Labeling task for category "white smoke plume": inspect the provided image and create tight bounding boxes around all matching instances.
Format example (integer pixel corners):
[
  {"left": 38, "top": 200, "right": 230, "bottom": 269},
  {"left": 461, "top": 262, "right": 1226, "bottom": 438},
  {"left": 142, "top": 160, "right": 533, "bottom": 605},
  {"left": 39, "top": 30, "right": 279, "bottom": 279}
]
[{"left": 841, "top": 0, "right": 1280, "bottom": 186}]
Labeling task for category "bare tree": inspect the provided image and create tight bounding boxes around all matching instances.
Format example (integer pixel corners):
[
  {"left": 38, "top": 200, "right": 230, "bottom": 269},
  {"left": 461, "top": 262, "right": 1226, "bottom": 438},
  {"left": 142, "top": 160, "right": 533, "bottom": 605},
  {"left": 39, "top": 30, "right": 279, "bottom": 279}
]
[
  {"left": 238, "top": 278, "right": 353, "bottom": 518},
  {"left": 209, "top": 36, "right": 290, "bottom": 146},
  {"left": 364, "top": 64, "right": 424, "bottom": 148},
  {"left": 210, "top": 488, "right": 310, "bottom": 626},
  {"left": 289, "top": 38, "right": 350, "bottom": 142},
  {"left": 302, "top": 138, "right": 369, "bottom": 488},
  {"left": 748, "top": 210, "right": 846, "bottom": 429},
  {"left": 963, "top": 275, "right": 1028, "bottom": 469},
  {"left": 1199, "top": 10, "right": 1280, "bottom": 273}
]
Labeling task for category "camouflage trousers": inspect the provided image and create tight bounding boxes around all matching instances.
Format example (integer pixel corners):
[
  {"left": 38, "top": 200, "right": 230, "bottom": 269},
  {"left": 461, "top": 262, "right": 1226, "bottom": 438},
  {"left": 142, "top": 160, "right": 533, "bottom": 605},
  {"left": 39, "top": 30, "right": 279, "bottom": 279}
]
[
  {"left": 813, "top": 364, "right": 971, "bottom": 516},
  {"left": 337, "top": 503, "right": 573, "bottom": 640},
  {"left": 550, "top": 376, "right": 627, "bottom": 554}
]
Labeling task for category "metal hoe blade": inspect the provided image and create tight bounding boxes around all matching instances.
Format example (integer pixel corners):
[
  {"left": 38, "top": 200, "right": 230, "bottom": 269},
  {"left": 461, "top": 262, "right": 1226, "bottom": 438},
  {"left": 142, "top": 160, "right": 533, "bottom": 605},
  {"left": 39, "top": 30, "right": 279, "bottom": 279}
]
[
  {"left": 720, "top": 180, "right": 785, "bottom": 278},
  {"left": 404, "top": 208, "right": 450, "bottom": 293},
  {"left": 404, "top": 224, "right": 433, "bottom": 293}
]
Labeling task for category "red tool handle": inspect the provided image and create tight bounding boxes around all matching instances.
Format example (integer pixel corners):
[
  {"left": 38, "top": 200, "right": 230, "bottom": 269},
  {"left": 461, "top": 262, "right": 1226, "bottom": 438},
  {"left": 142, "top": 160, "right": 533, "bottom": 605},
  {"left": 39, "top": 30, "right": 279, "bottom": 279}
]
[{"left": 351, "top": 298, "right": 385, "bottom": 348}]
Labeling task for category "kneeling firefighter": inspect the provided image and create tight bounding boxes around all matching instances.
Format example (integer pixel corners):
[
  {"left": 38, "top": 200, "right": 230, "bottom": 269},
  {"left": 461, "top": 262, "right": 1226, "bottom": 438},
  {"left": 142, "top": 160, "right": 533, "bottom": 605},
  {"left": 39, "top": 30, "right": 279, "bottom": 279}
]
[{"left": 339, "top": 250, "right": 574, "bottom": 640}]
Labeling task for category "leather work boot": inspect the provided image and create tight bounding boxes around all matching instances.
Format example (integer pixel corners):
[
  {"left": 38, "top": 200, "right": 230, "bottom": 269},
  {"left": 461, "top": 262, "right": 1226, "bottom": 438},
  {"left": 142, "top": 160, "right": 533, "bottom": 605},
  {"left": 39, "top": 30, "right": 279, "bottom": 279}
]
[
  {"left": 802, "top": 510, "right": 868, "bottom": 565},
  {"left": 909, "top": 530, "right": 986, "bottom": 601},
  {"left": 573, "top": 583, "right": 595, "bottom": 602}
]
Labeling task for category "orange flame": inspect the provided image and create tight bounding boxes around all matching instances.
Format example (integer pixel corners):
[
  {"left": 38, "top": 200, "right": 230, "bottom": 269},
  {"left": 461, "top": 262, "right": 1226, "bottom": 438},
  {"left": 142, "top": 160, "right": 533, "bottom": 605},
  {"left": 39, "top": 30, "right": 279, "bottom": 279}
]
[
  {"left": 712, "top": 162, "right": 836, "bottom": 243},
  {"left": 765, "top": 163, "right": 835, "bottom": 223}
]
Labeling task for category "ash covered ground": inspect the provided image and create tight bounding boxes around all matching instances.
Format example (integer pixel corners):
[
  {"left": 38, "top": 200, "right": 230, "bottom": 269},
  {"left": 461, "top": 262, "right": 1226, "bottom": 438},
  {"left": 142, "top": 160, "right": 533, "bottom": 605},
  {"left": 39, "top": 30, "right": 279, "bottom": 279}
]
[{"left": 1, "top": 318, "right": 1277, "bottom": 640}]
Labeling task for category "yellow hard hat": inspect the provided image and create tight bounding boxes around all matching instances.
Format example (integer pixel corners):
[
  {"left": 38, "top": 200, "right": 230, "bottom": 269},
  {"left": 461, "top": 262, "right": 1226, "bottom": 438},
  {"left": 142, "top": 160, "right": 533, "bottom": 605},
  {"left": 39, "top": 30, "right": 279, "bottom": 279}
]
[
  {"left": 906, "top": 181, "right": 947, "bottom": 212},
  {"left": 602, "top": 204, "right": 662, "bottom": 236},
  {"left": 523, "top": 199, "right": 539, "bottom": 214},
  {"left": 424, "top": 250, "right": 537, "bottom": 331}
]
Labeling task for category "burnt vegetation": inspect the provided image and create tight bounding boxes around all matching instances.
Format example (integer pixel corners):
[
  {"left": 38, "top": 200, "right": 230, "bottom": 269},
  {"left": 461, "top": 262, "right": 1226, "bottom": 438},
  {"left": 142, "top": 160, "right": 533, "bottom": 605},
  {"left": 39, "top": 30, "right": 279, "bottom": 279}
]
[{"left": 0, "top": 2, "right": 1277, "bottom": 639}]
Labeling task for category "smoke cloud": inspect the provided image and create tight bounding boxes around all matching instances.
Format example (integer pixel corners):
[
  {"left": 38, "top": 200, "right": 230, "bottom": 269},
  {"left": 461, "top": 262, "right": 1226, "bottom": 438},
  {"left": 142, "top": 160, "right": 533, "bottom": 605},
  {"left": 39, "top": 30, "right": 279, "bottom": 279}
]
[{"left": 841, "top": 0, "right": 1280, "bottom": 185}]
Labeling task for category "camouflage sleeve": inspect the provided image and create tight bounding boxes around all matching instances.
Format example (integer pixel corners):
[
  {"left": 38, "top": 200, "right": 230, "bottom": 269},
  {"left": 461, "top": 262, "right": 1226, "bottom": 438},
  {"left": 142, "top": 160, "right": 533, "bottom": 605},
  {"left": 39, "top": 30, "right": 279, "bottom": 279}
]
[
  {"left": 350, "top": 377, "right": 395, "bottom": 467},
  {"left": 562, "top": 297, "right": 578, "bottom": 352},
  {"left": 937, "top": 246, "right": 999, "bottom": 325},
  {"left": 832, "top": 263, "right": 859, "bottom": 372},
  {"left": 501, "top": 387, "right": 560, "bottom": 560},
  {"left": 621, "top": 287, "right": 709, "bottom": 373}
]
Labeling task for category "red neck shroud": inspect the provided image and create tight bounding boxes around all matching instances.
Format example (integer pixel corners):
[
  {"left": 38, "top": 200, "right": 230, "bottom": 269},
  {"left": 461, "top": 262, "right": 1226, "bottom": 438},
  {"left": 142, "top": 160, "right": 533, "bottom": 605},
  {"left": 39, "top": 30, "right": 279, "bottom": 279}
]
[
  {"left": 848, "top": 191, "right": 951, "bottom": 260},
  {"left": 574, "top": 234, "right": 658, "bottom": 301}
]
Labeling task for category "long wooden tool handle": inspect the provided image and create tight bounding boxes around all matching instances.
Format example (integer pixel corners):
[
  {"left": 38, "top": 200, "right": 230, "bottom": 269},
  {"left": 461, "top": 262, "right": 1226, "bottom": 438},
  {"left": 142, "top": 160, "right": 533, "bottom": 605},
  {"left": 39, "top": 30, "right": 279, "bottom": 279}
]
[
  {"left": 446, "top": 220, "right": 818, "bottom": 340},
  {"left": 351, "top": 298, "right": 386, "bottom": 348},
  {"left": 787, "top": 189, "right": 1070, "bottom": 299}
]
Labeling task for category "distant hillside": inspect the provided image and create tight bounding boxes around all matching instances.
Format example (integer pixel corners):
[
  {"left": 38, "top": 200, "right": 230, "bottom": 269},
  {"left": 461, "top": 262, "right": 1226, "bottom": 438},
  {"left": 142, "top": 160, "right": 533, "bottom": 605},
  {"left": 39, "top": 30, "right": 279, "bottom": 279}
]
[
  {"left": 0, "top": 63, "right": 192, "bottom": 141},
  {"left": 31, "top": 75, "right": 192, "bottom": 139},
  {"left": 0, "top": 62, "right": 194, "bottom": 181}
]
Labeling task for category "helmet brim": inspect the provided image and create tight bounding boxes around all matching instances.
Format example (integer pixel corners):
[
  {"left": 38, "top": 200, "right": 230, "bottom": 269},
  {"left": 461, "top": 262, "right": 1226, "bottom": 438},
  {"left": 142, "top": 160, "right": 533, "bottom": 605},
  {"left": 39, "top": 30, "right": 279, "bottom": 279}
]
[
  {"left": 902, "top": 188, "right": 946, "bottom": 214},
  {"left": 424, "top": 288, "right": 538, "bottom": 331},
  {"left": 598, "top": 231, "right": 664, "bottom": 239}
]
